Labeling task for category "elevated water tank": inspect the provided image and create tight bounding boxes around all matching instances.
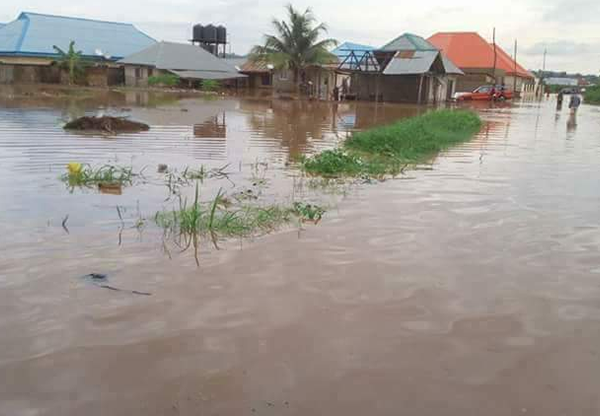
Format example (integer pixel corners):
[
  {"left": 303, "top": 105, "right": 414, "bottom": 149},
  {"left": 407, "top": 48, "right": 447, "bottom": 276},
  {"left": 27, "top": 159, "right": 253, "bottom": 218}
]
[
  {"left": 193, "top": 24, "right": 204, "bottom": 42},
  {"left": 216, "top": 26, "right": 227, "bottom": 44},
  {"left": 203, "top": 24, "right": 217, "bottom": 43}
]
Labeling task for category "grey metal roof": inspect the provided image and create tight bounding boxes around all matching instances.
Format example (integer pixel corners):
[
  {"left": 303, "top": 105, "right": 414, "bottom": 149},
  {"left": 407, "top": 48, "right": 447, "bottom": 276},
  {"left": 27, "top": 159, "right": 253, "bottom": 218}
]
[
  {"left": 225, "top": 58, "right": 248, "bottom": 71},
  {"left": 382, "top": 50, "right": 438, "bottom": 75},
  {"left": 169, "top": 70, "right": 246, "bottom": 80},
  {"left": 0, "top": 12, "right": 155, "bottom": 59},
  {"left": 119, "top": 42, "right": 241, "bottom": 78},
  {"left": 441, "top": 54, "right": 464, "bottom": 75}
]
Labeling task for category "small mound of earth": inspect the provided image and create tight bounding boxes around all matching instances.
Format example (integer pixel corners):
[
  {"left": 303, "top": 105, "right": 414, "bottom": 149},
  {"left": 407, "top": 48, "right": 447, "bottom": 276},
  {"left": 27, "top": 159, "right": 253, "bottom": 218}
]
[{"left": 64, "top": 116, "right": 150, "bottom": 133}]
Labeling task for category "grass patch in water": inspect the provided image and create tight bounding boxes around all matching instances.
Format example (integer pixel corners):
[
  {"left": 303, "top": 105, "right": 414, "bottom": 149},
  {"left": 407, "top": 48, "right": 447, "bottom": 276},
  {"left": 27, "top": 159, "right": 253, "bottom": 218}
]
[
  {"left": 156, "top": 184, "right": 326, "bottom": 240},
  {"left": 62, "top": 163, "right": 136, "bottom": 188},
  {"left": 301, "top": 110, "right": 481, "bottom": 177}
]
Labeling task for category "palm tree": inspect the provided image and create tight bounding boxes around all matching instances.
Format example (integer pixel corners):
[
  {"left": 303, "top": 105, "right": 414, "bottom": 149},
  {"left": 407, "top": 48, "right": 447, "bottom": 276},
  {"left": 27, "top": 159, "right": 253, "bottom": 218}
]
[
  {"left": 53, "top": 41, "right": 86, "bottom": 85},
  {"left": 250, "top": 5, "right": 337, "bottom": 92}
]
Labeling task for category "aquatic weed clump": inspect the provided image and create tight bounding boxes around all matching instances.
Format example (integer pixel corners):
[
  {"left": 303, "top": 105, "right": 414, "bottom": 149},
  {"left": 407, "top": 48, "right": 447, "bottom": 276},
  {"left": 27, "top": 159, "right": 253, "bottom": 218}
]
[
  {"left": 61, "top": 163, "right": 136, "bottom": 188},
  {"left": 156, "top": 186, "right": 298, "bottom": 240},
  {"left": 301, "top": 110, "right": 481, "bottom": 177}
]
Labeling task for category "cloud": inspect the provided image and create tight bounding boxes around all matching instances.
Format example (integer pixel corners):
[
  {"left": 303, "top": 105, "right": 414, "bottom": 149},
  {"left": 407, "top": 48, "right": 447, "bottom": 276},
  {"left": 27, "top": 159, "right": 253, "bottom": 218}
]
[
  {"left": 524, "top": 40, "right": 600, "bottom": 56},
  {"left": 543, "top": 0, "right": 600, "bottom": 23}
]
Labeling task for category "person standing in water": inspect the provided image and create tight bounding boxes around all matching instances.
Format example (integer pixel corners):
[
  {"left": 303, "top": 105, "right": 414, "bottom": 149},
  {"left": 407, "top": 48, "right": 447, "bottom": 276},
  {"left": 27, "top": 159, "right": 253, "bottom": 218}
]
[
  {"left": 557, "top": 91, "right": 564, "bottom": 110},
  {"left": 569, "top": 93, "right": 582, "bottom": 115}
]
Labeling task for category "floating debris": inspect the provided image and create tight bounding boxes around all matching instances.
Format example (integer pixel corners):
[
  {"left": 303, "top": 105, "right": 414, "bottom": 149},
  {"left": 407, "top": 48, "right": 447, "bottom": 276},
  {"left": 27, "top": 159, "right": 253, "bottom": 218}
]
[{"left": 64, "top": 116, "right": 150, "bottom": 134}]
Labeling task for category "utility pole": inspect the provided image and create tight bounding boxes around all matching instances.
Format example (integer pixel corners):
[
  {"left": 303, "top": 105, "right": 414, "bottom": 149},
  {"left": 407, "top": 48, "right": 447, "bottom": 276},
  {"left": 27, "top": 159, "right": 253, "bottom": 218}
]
[
  {"left": 513, "top": 39, "right": 518, "bottom": 93},
  {"left": 492, "top": 28, "right": 497, "bottom": 84}
]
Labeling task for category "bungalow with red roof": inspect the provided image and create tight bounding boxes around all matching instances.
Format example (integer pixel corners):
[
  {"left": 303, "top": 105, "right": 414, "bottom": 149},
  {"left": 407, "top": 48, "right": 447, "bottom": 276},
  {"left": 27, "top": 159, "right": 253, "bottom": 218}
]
[{"left": 428, "top": 32, "right": 535, "bottom": 94}]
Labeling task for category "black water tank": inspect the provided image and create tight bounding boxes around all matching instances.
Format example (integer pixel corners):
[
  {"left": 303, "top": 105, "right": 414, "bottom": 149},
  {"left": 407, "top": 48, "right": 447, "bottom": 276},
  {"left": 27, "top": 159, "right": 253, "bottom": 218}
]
[
  {"left": 203, "top": 24, "right": 217, "bottom": 42},
  {"left": 216, "top": 26, "right": 227, "bottom": 44},
  {"left": 193, "top": 24, "right": 203, "bottom": 41}
]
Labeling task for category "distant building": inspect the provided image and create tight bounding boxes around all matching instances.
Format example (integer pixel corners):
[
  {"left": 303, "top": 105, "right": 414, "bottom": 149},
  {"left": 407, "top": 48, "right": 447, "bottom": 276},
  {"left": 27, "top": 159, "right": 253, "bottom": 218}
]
[
  {"left": 545, "top": 77, "right": 578, "bottom": 87},
  {"left": 346, "top": 33, "right": 463, "bottom": 103},
  {"left": 118, "top": 41, "right": 246, "bottom": 87},
  {"left": 428, "top": 32, "right": 535, "bottom": 93},
  {"left": 0, "top": 11, "right": 156, "bottom": 85}
]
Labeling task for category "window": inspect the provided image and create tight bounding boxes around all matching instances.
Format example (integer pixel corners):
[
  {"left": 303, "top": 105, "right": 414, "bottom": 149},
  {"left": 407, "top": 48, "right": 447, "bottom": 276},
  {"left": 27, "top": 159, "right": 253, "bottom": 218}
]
[
  {"left": 261, "top": 73, "right": 272, "bottom": 86},
  {"left": 278, "top": 70, "right": 289, "bottom": 81},
  {"left": 135, "top": 68, "right": 142, "bottom": 79},
  {"left": 148, "top": 68, "right": 154, "bottom": 77}
]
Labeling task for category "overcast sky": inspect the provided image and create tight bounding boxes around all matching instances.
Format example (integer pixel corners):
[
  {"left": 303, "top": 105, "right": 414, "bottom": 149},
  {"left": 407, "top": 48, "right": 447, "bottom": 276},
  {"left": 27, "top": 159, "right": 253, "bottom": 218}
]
[{"left": 2, "top": 0, "right": 599, "bottom": 74}]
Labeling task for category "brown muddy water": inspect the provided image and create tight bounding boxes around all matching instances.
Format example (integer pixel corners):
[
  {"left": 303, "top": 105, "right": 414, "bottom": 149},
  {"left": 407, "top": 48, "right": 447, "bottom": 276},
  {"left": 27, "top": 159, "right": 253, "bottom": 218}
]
[{"left": 1, "top": 89, "right": 600, "bottom": 416}]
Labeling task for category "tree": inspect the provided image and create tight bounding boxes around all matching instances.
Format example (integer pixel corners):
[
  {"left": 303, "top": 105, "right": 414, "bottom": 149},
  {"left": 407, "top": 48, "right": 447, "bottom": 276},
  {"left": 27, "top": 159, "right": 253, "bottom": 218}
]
[
  {"left": 250, "top": 4, "right": 337, "bottom": 92},
  {"left": 53, "top": 41, "right": 86, "bottom": 85}
]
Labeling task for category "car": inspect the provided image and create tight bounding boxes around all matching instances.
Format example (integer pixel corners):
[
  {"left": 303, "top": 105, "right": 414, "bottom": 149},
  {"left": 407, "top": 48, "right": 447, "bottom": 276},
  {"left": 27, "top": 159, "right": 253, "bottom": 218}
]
[
  {"left": 559, "top": 87, "right": 580, "bottom": 95},
  {"left": 455, "top": 85, "right": 514, "bottom": 101}
]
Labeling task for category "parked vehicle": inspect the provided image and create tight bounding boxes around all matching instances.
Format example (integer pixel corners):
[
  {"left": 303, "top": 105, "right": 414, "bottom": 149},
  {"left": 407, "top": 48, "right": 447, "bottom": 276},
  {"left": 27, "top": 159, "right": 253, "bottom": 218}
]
[
  {"left": 455, "top": 85, "right": 514, "bottom": 101},
  {"left": 559, "top": 87, "right": 580, "bottom": 95}
]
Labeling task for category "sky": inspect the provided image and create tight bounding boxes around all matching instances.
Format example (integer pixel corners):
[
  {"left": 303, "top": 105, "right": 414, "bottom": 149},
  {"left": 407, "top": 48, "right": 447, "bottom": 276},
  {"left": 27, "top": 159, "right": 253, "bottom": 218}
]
[{"left": 1, "top": 0, "right": 599, "bottom": 74}]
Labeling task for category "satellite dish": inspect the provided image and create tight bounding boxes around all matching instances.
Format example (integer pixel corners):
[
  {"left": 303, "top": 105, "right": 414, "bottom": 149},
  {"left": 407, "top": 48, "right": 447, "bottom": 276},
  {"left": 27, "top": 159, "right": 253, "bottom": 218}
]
[
  {"left": 104, "top": 54, "right": 112, "bottom": 60},
  {"left": 267, "top": 64, "right": 274, "bottom": 70},
  {"left": 95, "top": 49, "right": 103, "bottom": 56}
]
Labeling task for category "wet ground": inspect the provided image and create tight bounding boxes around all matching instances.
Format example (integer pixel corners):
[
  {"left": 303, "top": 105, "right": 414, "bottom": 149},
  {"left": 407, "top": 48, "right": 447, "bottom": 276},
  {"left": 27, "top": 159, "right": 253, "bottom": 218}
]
[{"left": 1, "top": 88, "right": 600, "bottom": 415}]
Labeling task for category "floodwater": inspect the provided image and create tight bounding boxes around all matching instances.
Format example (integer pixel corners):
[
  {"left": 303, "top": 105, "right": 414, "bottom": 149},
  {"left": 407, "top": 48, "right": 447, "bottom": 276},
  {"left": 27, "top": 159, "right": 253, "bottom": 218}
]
[{"left": 1, "top": 88, "right": 600, "bottom": 415}]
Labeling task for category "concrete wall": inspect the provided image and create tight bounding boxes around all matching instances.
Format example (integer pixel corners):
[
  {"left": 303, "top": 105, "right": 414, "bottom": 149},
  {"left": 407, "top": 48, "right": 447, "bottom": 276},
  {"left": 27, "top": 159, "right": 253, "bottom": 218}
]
[
  {"left": 456, "top": 68, "right": 506, "bottom": 92},
  {"left": 125, "top": 65, "right": 151, "bottom": 87},
  {"left": 352, "top": 73, "right": 459, "bottom": 104},
  {"left": 246, "top": 72, "right": 273, "bottom": 89},
  {"left": 0, "top": 63, "right": 42, "bottom": 84},
  {"left": 1, "top": 60, "right": 124, "bottom": 86}
]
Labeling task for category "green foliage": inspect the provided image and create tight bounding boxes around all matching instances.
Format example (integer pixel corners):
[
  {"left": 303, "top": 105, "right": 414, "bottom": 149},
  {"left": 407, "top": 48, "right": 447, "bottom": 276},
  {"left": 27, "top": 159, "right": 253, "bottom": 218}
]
[
  {"left": 201, "top": 79, "right": 221, "bottom": 92},
  {"left": 584, "top": 85, "right": 600, "bottom": 105},
  {"left": 53, "top": 41, "right": 87, "bottom": 85},
  {"left": 148, "top": 74, "right": 180, "bottom": 87},
  {"left": 293, "top": 202, "right": 326, "bottom": 222},
  {"left": 62, "top": 164, "right": 134, "bottom": 188},
  {"left": 346, "top": 110, "right": 482, "bottom": 159},
  {"left": 250, "top": 5, "right": 337, "bottom": 86},
  {"left": 301, "top": 149, "right": 364, "bottom": 176},
  {"left": 155, "top": 184, "right": 296, "bottom": 238},
  {"left": 301, "top": 110, "right": 482, "bottom": 177}
]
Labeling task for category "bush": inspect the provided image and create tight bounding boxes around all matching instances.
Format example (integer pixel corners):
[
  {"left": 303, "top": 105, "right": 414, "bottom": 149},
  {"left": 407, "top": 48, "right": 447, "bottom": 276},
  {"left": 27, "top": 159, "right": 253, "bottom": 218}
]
[
  {"left": 148, "top": 74, "right": 180, "bottom": 87},
  {"left": 584, "top": 85, "right": 600, "bottom": 105},
  {"left": 201, "top": 79, "right": 221, "bottom": 92}
]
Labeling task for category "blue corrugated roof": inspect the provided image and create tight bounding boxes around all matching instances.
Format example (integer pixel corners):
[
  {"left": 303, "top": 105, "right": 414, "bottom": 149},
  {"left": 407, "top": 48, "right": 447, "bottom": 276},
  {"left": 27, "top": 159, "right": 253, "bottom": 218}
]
[
  {"left": 0, "top": 12, "right": 156, "bottom": 60},
  {"left": 332, "top": 42, "right": 375, "bottom": 61}
]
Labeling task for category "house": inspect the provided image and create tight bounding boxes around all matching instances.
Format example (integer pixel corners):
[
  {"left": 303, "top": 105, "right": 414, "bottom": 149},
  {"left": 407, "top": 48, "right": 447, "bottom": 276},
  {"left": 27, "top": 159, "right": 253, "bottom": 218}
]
[
  {"left": 240, "top": 42, "right": 373, "bottom": 100},
  {"left": 239, "top": 59, "right": 274, "bottom": 89},
  {"left": 0, "top": 11, "right": 156, "bottom": 85},
  {"left": 118, "top": 41, "right": 246, "bottom": 88},
  {"left": 545, "top": 77, "right": 578, "bottom": 87},
  {"left": 428, "top": 32, "right": 535, "bottom": 93},
  {"left": 241, "top": 59, "right": 346, "bottom": 101},
  {"left": 346, "top": 33, "right": 463, "bottom": 104}
]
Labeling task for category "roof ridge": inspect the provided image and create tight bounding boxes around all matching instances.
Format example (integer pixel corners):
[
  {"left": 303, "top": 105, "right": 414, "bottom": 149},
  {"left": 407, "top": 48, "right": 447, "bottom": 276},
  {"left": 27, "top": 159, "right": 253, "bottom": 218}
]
[{"left": 18, "top": 11, "right": 135, "bottom": 27}]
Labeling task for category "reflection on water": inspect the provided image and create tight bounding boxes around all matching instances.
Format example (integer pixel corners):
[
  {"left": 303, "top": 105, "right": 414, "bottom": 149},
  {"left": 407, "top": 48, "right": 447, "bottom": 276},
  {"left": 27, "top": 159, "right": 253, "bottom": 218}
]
[
  {"left": 194, "top": 113, "right": 227, "bottom": 138},
  {"left": 1, "top": 93, "right": 600, "bottom": 416}
]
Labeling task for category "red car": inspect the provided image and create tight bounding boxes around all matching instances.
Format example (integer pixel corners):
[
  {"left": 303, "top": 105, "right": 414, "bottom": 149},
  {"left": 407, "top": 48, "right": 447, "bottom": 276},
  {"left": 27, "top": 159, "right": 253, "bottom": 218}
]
[{"left": 455, "top": 85, "right": 514, "bottom": 101}]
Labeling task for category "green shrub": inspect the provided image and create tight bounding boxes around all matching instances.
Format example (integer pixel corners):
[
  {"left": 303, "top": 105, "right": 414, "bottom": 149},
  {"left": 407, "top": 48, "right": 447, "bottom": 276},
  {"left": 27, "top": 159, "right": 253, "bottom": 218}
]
[
  {"left": 201, "top": 79, "right": 221, "bottom": 92},
  {"left": 584, "top": 85, "right": 600, "bottom": 105},
  {"left": 148, "top": 74, "right": 180, "bottom": 87}
]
